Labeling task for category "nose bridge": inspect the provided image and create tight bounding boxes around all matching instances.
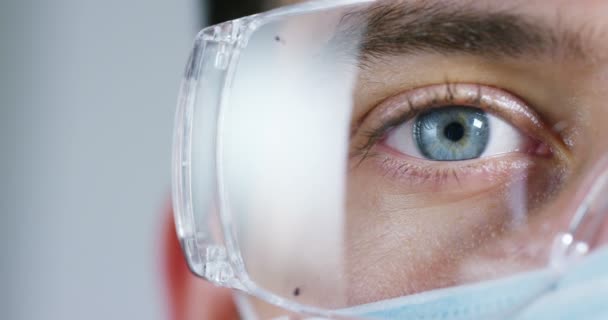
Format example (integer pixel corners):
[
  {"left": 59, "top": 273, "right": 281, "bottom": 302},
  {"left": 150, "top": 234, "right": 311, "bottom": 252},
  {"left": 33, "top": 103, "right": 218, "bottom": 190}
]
[
  {"left": 547, "top": 155, "right": 608, "bottom": 270},
  {"left": 563, "top": 155, "right": 608, "bottom": 252}
]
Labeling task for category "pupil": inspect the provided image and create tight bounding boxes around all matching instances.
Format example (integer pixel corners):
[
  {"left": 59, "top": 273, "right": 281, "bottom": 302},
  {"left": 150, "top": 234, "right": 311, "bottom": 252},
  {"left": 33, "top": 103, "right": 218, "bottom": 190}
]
[{"left": 443, "top": 122, "right": 465, "bottom": 142}]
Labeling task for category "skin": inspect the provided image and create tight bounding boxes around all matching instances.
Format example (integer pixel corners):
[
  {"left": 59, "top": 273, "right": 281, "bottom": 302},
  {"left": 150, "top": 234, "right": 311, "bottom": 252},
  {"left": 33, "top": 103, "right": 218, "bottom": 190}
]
[{"left": 169, "top": 0, "right": 608, "bottom": 318}]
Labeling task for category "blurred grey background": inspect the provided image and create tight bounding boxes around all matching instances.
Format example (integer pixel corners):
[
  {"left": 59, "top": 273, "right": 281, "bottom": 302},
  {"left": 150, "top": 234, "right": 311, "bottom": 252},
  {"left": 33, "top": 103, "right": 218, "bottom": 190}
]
[{"left": 1, "top": 0, "right": 205, "bottom": 319}]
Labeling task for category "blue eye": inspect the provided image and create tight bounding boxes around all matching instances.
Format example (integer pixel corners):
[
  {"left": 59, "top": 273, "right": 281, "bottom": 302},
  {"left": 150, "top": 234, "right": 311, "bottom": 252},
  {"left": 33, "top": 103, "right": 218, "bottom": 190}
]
[
  {"left": 385, "top": 102, "right": 527, "bottom": 162},
  {"left": 414, "top": 107, "right": 489, "bottom": 161}
]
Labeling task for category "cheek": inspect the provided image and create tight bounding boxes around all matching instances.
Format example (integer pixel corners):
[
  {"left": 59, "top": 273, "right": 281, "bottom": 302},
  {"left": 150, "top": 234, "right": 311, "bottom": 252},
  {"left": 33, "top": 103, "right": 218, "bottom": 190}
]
[
  {"left": 345, "top": 176, "right": 510, "bottom": 304},
  {"left": 598, "top": 223, "right": 608, "bottom": 247},
  {"left": 343, "top": 156, "right": 563, "bottom": 305}
]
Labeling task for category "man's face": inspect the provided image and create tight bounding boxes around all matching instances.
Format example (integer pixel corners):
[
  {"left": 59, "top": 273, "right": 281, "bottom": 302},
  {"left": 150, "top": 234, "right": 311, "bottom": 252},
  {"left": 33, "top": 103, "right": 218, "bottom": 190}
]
[
  {"left": 341, "top": 0, "right": 608, "bottom": 305},
  {"left": 183, "top": 0, "right": 608, "bottom": 318}
]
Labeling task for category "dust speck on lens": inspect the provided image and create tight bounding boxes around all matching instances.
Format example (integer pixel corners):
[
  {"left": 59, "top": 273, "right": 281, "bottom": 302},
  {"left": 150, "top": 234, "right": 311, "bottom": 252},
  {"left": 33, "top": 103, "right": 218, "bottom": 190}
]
[
  {"left": 274, "top": 35, "right": 285, "bottom": 44},
  {"left": 293, "top": 287, "right": 300, "bottom": 296}
]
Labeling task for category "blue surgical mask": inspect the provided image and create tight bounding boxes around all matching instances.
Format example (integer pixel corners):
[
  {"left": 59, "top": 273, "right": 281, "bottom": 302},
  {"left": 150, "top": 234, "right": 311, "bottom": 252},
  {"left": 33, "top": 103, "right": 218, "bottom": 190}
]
[
  {"left": 514, "top": 246, "right": 608, "bottom": 320},
  {"left": 334, "top": 246, "right": 608, "bottom": 320}
]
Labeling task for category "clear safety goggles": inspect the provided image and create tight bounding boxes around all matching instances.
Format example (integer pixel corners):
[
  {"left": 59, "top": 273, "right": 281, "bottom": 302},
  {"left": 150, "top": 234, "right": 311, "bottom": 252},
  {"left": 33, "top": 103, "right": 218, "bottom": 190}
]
[{"left": 172, "top": 0, "right": 608, "bottom": 318}]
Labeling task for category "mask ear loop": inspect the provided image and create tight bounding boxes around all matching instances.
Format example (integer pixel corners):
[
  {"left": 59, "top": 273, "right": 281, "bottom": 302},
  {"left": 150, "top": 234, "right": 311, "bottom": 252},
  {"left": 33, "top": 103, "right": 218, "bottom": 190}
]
[{"left": 550, "top": 156, "right": 608, "bottom": 271}]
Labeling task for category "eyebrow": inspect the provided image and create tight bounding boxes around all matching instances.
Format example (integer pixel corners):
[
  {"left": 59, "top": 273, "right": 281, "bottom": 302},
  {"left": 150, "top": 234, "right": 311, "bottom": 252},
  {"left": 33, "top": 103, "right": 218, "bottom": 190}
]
[{"left": 332, "top": 1, "right": 587, "bottom": 63}]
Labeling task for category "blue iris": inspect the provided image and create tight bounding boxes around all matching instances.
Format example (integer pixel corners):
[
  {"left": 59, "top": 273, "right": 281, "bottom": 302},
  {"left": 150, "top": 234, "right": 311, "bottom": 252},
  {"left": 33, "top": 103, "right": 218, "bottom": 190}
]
[{"left": 414, "top": 106, "right": 489, "bottom": 161}]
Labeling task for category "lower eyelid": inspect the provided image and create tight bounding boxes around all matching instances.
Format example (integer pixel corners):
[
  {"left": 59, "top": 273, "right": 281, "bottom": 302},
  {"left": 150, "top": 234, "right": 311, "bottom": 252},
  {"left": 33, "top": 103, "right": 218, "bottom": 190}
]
[{"left": 363, "top": 146, "right": 537, "bottom": 192}]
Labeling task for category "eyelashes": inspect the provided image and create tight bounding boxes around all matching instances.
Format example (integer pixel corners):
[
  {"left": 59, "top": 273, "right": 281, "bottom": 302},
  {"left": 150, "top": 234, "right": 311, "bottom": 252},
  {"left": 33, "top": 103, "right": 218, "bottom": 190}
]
[
  {"left": 345, "top": 82, "right": 569, "bottom": 192},
  {"left": 374, "top": 150, "right": 535, "bottom": 186},
  {"left": 350, "top": 82, "right": 552, "bottom": 164}
]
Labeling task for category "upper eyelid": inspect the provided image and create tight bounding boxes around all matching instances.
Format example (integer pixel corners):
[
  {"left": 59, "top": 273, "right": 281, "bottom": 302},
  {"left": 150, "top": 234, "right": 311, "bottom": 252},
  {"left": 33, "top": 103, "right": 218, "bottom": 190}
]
[
  {"left": 350, "top": 83, "right": 458, "bottom": 161},
  {"left": 352, "top": 83, "right": 473, "bottom": 152}
]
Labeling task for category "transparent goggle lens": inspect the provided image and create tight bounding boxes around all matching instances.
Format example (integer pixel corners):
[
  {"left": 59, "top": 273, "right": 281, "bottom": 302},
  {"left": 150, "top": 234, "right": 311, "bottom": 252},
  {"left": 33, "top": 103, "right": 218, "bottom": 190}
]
[{"left": 175, "top": 1, "right": 608, "bottom": 317}]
